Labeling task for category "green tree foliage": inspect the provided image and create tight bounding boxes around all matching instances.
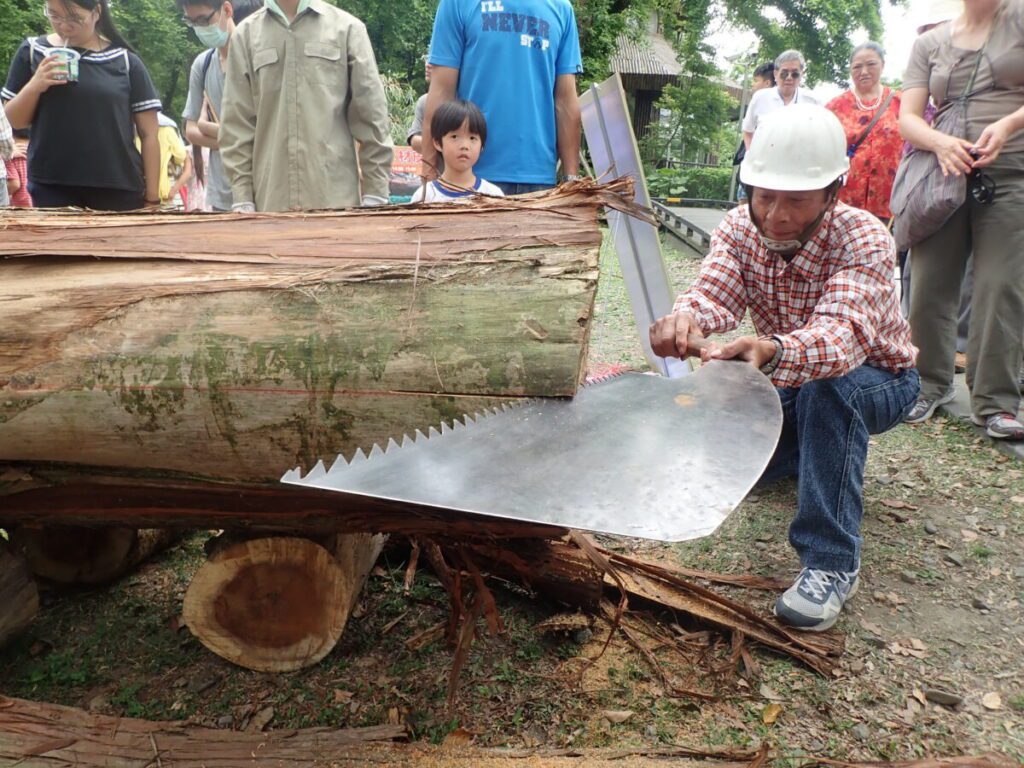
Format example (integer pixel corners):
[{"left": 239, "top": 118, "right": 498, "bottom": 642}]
[
  {"left": 339, "top": 0, "right": 438, "bottom": 90},
  {"left": 643, "top": 0, "right": 895, "bottom": 169},
  {"left": 111, "top": 0, "right": 203, "bottom": 117},
  {"left": 723, "top": 0, "right": 887, "bottom": 87},
  {"left": 0, "top": 0, "right": 46, "bottom": 77}
]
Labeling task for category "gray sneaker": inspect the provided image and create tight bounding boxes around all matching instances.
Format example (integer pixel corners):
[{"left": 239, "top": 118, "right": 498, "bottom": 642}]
[
  {"left": 970, "top": 412, "right": 1024, "bottom": 441},
  {"left": 774, "top": 568, "right": 859, "bottom": 632},
  {"left": 904, "top": 390, "right": 955, "bottom": 424}
]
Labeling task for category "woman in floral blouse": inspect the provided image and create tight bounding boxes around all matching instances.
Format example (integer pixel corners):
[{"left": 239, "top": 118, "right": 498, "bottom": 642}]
[{"left": 826, "top": 42, "right": 902, "bottom": 220}]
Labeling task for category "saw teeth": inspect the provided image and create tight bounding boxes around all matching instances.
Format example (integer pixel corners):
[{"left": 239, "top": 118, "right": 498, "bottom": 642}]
[
  {"left": 349, "top": 447, "right": 369, "bottom": 465},
  {"left": 584, "top": 369, "right": 627, "bottom": 386},
  {"left": 328, "top": 454, "right": 347, "bottom": 473},
  {"left": 304, "top": 460, "right": 328, "bottom": 482},
  {"left": 428, "top": 425, "right": 440, "bottom": 439},
  {"left": 440, "top": 422, "right": 453, "bottom": 435},
  {"left": 386, "top": 437, "right": 400, "bottom": 453},
  {"left": 401, "top": 433, "right": 414, "bottom": 447},
  {"left": 414, "top": 429, "right": 427, "bottom": 443},
  {"left": 281, "top": 467, "right": 302, "bottom": 482},
  {"left": 369, "top": 443, "right": 385, "bottom": 458}
]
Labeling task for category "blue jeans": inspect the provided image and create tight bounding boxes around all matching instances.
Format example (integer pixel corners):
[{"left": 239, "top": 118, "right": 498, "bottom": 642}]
[
  {"left": 759, "top": 365, "right": 920, "bottom": 572},
  {"left": 494, "top": 182, "right": 554, "bottom": 196}
]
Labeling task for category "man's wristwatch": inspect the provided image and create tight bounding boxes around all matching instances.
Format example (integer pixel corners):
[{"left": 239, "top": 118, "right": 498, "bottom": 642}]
[
  {"left": 759, "top": 336, "right": 783, "bottom": 375},
  {"left": 561, "top": 173, "right": 583, "bottom": 183}
]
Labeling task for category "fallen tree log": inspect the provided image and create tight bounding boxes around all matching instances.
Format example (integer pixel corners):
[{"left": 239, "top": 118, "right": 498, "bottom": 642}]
[
  {"left": 10, "top": 526, "right": 183, "bottom": 585},
  {"left": 0, "top": 695, "right": 405, "bottom": 767},
  {"left": 0, "top": 545, "right": 38, "bottom": 648},
  {"left": 0, "top": 695, "right": 1016, "bottom": 768},
  {"left": 0, "top": 471, "right": 567, "bottom": 538},
  {"left": 0, "top": 182, "right": 643, "bottom": 502},
  {"left": 182, "top": 532, "right": 385, "bottom": 671}
]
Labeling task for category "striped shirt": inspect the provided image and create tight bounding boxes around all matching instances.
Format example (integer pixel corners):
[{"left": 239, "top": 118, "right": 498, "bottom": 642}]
[
  {"left": 0, "top": 104, "right": 12, "bottom": 181},
  {"left": 673, "top": 203, "right": 917, "bottom": 389}
]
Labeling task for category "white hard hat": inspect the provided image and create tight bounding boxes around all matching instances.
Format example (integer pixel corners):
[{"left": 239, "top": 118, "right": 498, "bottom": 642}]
[
  {"left": 917, "top": 0, "right": 961, "bottom": 34},
  {"left": 740, "top": 104, "right": 850, "bottom": 191}
]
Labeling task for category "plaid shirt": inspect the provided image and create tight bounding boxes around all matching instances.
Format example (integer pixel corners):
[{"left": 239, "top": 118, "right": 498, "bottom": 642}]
[
  {"left": 674, "top": 203, "right": 917, "bottom": 389},
  {"left": 0, "top": 104, "right": 13, "bottom": 179}
]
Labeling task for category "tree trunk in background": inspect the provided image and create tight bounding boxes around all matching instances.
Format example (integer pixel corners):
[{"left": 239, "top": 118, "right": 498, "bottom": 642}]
[
  {"left": 10, "top": 527, "right": 184, "bottom": 585},
  {"left": 0, "top": 544, "right": 38, "bottom": 649}
]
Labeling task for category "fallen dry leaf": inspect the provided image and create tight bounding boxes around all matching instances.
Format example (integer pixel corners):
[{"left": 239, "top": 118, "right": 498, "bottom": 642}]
[
  {"left": 1010, "top": 495, "right": 1024, "bottom": 504},
  {"left": 889, "top": 642, "right": 927, "bottom": 659},
  {"left": 909, "top": 638, "right": 927, "bottom": 651},
  {"left": 245, "top": 706, "right": 274, "bottom": 733},
  {"left": 443, "top": 727, "right": 475, "bottom": 746},
  {"left": 602, "top": 710, "right": 634, "bottom": 724},
  {"left": 332, "top": 689, "right": 353, "bottom": 705},
  {"left": 859, "top": 620, "right": 884, "bottom": 636},
  {"left": 759, "top": 684, "right": 785, "bottom": 702},
  {"left": 982, "top": 692, "right": 1002, "bottom": 711},
  {"left": 880, "top": 498, "right": 919, "bottom": 510},
  {"left": 960, "top": 529, "right": 979, "bottom": 542},
  {"left": 762, "top": 703, "right": 783, "bottom": 725}
]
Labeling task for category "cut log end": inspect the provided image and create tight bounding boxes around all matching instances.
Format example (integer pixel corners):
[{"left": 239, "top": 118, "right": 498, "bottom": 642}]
[
  {"left": 183, "top": 534, "right": 384, "bottom": 672},
  {"left": 0, "top": 546, "right": 39, "bottom": 648},
  {"left": 11, "top": 526, "right": 182, "bottom": 585}
]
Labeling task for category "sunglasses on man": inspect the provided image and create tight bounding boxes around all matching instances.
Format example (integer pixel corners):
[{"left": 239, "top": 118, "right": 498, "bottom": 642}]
[{"left": 778, "top": 70, "right": 802, "bottom": 80}]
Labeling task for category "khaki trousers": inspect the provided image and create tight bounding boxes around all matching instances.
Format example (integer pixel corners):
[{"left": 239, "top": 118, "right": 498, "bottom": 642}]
[{"left": 908, "top": 152, "right": 1024, "bottom": 417}]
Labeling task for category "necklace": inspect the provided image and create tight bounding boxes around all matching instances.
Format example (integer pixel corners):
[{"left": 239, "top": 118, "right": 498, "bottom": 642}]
[{"left": 853, "top": 87, "right": 884, "bottom": 111}]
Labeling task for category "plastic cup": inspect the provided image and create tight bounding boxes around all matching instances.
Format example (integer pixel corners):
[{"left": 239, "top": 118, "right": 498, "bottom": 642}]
[{"left": 49, "top": 47, "right": 80, "bottom": 82}]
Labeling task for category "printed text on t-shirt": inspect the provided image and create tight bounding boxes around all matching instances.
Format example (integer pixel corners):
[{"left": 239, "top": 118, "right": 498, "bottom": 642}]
[{"left": 480, "top": 1, "right": 551, "bottom": 51}]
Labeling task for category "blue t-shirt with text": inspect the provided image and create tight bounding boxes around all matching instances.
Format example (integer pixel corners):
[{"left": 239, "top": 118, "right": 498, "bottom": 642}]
[{"left": 429, "top": 0, "right": 583, "bottom": 185}]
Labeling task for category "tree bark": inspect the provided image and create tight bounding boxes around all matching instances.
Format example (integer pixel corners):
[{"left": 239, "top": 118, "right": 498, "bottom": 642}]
[
  {"left": 0, "top": 473, "right": 567, "bottom": 539},
  {"left": 183, "top": 533, "right": 385, "bottom": 672},
  {"left": 0, "top": 183, "right": 647, "bottom": 495},
  {"left": 0, "top": 695, "right": 404, "bottom": 767},
  {"left": 0, "top": 545, "right": 38, "bottom": 648},
  {"left": 10, "top": 526, "right": 184, "bottom": 585}
]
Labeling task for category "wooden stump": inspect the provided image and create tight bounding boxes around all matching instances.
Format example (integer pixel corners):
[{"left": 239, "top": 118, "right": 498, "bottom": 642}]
[
  {"left": 183, "top": 533, "right": 385, "bottom": 672},
  {"left": 10, "top": 526, "right": 183, "bottom": 585},
  {"left": 0, "top": 544, "right": 39, "bottom": 648}
]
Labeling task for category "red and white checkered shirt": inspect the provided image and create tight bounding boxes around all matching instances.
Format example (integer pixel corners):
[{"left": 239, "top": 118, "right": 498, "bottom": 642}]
[{"left": 673, "top": 203, "right": 917, "bottom": 389}]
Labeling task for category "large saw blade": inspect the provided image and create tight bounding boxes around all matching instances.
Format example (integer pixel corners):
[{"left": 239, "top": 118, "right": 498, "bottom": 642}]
[{"left": 282, "top": 363, "right": 782, "bottom": 542}]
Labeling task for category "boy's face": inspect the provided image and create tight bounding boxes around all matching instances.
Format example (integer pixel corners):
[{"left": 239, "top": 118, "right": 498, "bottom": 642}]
[
  {"left": 182, "top": 1, "right": 229, "bottom": 29},
  {"left": 434, "top": 119, "right": 482, "bottom": 174}
]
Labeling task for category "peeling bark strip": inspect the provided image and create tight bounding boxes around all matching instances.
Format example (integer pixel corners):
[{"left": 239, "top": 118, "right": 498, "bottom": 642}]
[
  {"left": 0, "top": 695, "right": 405, "bottom": 767},
  {"left": 0, "top": 181, "right": 638, "bottom": 487}
]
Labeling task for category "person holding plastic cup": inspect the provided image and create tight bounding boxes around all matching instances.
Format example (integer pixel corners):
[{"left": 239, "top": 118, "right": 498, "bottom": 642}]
[{"left": 1, "top": 0, "right": 161, "bottom": 210}]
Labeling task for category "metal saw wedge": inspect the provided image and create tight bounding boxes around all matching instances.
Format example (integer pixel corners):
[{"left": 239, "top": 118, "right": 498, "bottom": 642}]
[{"left": 282, "top": 362, "right": 782, "bottom": 542}]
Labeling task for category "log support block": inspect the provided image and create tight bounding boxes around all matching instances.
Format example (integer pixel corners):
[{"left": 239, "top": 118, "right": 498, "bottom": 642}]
[{"left": 183, "top": 533, "right": 385, "bottom": 672}]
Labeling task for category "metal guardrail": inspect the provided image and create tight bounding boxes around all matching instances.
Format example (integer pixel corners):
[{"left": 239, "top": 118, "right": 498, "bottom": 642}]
[
  {"left": 650, "top": 199, "right": 735, "bottom": 251},
  {"left": 652, "top": 197, "right": 736, "bottom": 209}
]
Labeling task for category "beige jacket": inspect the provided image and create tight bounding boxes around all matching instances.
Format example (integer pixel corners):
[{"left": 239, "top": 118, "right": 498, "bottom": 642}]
[{"left": 220, "top": 0, "right": 393, "bottom": 211}]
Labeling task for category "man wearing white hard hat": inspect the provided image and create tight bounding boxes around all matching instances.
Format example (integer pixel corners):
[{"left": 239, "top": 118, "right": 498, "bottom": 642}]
[{"left": 650, "top": 105, "right": 920, "bottom": 631}]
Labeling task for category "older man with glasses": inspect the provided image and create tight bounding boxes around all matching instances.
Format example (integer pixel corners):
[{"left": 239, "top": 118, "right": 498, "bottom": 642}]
[{"left": 743, "top": 50, "right": 819, "bottom": 150}]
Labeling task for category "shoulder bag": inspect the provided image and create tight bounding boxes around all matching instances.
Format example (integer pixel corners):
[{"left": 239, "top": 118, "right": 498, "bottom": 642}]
[{"left": 889, "top": 32, "right": 991, "bottom": 251}]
